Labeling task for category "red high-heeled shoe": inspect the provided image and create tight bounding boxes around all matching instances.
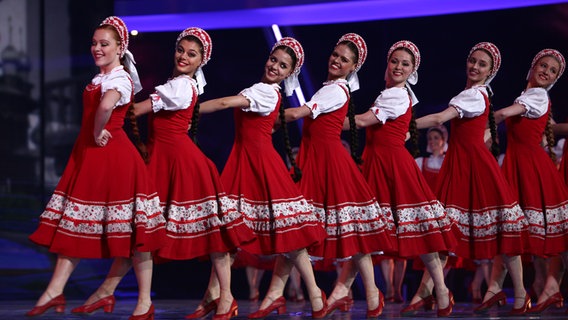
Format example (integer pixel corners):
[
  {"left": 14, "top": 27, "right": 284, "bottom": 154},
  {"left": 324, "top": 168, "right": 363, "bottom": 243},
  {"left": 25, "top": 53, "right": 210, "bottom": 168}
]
[
  {"left": 367, "top": 290, "right": 385, "bottom": 318},
  {"left": 311, "top": 289, "right": 327, "bottom": 319},
  {"left": 26, "top": 294, "right": 66, "bottom": 316},
  {"left": 185, "top": 298, "right": 219, "bottom": 319},
  {"left": 71, "top": 295, "right": 116, "bottom": 314},
  {"left": 400, "top": 295, "right": 435, "bottom": 316},
  {"left": 129, "top": 303, "right": 154, "bottom": 320},
  {"left": 326, "top": 295, "right": 354, "bottom": 314},
  {"left": 473, "top": 290, "right": 507, "bottom": 314},
  {"left": 509, "top": 293, "right": 531, "bottom": 316},
  {"left": 213, "top": 300, "right": 238, "bottom": 320},
  {"left": 528, "top": 292, "right": 563, "bottom": 313},
  {"left": 248, "top": 296, "right": 286, "bottom": 319},
  {"left": 437, "top": 291, "right": 454, "bottom": 317}
]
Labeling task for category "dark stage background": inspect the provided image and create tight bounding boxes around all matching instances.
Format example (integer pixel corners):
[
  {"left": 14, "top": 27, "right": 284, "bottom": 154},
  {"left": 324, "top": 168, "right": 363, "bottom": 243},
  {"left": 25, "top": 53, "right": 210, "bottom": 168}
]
[{"left": 1, "top": 0, "right": 568, "bottom": 303}]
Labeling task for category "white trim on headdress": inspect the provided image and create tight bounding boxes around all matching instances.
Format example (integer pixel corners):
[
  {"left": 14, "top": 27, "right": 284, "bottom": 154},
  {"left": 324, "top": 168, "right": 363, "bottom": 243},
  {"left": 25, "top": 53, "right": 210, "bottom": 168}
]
[
  {"left": 176, "top": 27, "right": 213, "bottom": 95},
  {"left": 469, "top": 42, "right": 501, "bottom": 94},
  {"left": 271, "top": 37, "right": 305, "bottom": 97},
  {"left": 426, "top": 125, "right": 449, "bottom": 153},
  {"left": 526, "top": 48, "right": 566, "bottom": 91},
  {"left": 385, "top": 40, "right": 421, "bottom": 106},
  {"left": 100, "top": 16, "right": 142, "bottom": 94},
  {"left": 337, "top": 33, "right": 367, "bottom": 92}
]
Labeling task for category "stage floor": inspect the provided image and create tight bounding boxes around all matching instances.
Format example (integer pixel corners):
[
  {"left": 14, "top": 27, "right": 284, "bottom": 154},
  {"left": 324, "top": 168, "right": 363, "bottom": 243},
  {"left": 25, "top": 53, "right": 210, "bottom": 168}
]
[{"left": 4, "top": 299, "right": 568, "bottom": 319}]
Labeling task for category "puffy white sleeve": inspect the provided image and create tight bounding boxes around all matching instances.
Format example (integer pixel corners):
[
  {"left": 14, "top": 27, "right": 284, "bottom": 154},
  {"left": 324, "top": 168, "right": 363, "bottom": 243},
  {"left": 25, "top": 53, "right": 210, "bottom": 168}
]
[
  {"left": 369, "top": 87, "right": 411, "bottom": 124},
  {"left": 448, "top": 87, "right": 487, "bottom": 118},
  {"left": 305, "top": 84, "right": 348, "bottom": 119},
  {"left": 101, "top": 69, "right": 133, "bottom": 108},
  {"left": 514, "top": 87, "right": 549, "bottom": 119},
  {"left": 150, "top": 75, "right": 196, "bottom": 113},
  {"left": 239, "top": 82, "right": 279, "bottom": 116}
]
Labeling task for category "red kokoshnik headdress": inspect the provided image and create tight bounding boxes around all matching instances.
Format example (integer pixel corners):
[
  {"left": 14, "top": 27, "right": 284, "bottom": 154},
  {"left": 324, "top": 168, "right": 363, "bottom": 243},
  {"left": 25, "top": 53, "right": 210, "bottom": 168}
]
[
  {"left": 271, "top": 37, "right": 305, "bottom": 96},
  {"left": 529, "top": 48, "right": 565, "bottom": 90},
  {"left": 337, "top": 33, "right": 367, "bottom": 72},
  {"left": 176, "top": 27, "right": 213, "bottom": 68},
  {"left": 99, "top": 16, "right": 142, "bottom": 94},
  {"left": 468, "top": 42, "right": 501, "bottom": 85},
  {"left": 386, "top": 40, "right": 421, "bottom": 106},
  {"left": 100, "top": 16, "right": 129, "bottom": 58},
  {"left": 272, "top": 37, "right": 304, "bottom": 77},
  {"left": 336, "top": 33, "right": 367, "bottom": 92},
  {"left": 387, "top": 40, "right": 421, "bottom": 73}
]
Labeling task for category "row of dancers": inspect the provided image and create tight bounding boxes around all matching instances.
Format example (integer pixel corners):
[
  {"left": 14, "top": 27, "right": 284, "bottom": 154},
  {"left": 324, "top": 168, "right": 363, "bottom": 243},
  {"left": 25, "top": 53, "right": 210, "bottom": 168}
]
[{"left": 24, "top": 14, "right": 568, "bottom": 320}]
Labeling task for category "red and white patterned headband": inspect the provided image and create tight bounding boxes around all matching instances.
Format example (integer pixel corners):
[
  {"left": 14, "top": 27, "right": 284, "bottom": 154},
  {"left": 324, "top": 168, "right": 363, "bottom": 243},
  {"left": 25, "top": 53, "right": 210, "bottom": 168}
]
[
  {"left": 176, "top": 27, "right": 213, "bottom": 67},
  {"left": 271, "top": 37, "right": 304, "bottom": 76},
  {"left": 469, "top": 42, "right": 501, "bottom": 79},
  {"left": 387, "top": 40, "right": 421, "bottom": 72},
  {"left": 337, "top": 33, "right": 367, "bottom": 72},
  {"left": 99, "top": 16, "right": 129, "bottom": 58},
  {"left": 531, "top": 48, "right": 565, "bottom": 80}
]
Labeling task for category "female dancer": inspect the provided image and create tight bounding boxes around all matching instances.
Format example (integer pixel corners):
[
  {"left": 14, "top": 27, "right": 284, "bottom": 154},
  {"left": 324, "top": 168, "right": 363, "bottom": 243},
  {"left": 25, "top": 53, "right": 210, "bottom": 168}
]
[
  {"left": 415, "top": 125, "right": 448, "bottom": 191},
  {"left": 284, "top": 33, "right": 397, "bottom": 318},
  {"left": 72, "top": 27, "right": 255, "bottom": 320},
  {"left": 493, "top": 49, "right": 568, "bottom": 314},
  {"left": 353, "top": 40, "right": 456, "bottom": 316},
  {"left": 26, "top": 16, "right": 166, "bottom": 320},
  {"left": 191, "top": 37, "right": 328, "bottom": 319},
  {"left": 415, "top": 42, "right": 530, "bottom": 315}
]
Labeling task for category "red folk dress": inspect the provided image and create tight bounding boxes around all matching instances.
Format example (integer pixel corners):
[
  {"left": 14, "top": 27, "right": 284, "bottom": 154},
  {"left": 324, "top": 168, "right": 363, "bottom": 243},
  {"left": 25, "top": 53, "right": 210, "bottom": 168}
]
[
  {"left": 146, "top": 75, "right": 254, "bottom": 261},
  {"left": 295, "top": 79, "right": 397, "bottom": 261},
  {"left": 501, "top": 87, "right": 568, "bottom": 257},
  {"left": 437, "top": 85, "right": 529, "bottom": 260},
  {"left": 362, "top": 87, "right": 457, "bottom": 258},
  {"left": 417, "top": 156, "right": 444, "bottom": 192},
  {"left": 29, "top": 66, "right": 166, "bottom": 258},
  {"left": 221, "top": 82, "right": 327, "bottom": 256}
]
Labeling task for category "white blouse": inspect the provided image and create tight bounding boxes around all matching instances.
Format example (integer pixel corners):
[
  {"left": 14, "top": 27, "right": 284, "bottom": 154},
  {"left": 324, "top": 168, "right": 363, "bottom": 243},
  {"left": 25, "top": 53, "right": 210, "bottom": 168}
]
[
  {"left": 369, "top": 87, "right": 411, "bottom": 124},
  {"left": 92, "top": 65, "right": 132, "bottom": 108},
  {"left": 305, "top": 79, "right": 349, "bottom": 119},
  {"left": 515, "top": 87, "right": 549, "bottom": 119},
  {"left": 449, "top": 85, "right": 488, "bottom": 118},
  {"left": 150, "top": 75, "right": 197, "bottom": 113},
  {"left": 240, "top": 82, "right": 281, "bottom": 116},
  {"left": 415, "top": 154, "right": 445, "bottom": 171}
]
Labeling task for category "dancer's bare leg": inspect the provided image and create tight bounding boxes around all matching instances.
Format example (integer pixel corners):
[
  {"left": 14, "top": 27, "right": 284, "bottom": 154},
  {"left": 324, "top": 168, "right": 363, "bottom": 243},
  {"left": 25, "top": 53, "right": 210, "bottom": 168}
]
[
  {"left": 532, "top": 256, "right": 546, "bottom": 298},
  {"left": 256, "top": 255, "right": 292, "bottom": 310},
  {"left": 393, "top": 259, "right": 407, "bottom": 301},
  {"left": 131, "top": 251, "right": 153, "bottom": 316},
  {"left": 82, "top": 257, "right": 132, "bottom": 305},
  {"left": 246, "top": 266, "right": 265, "bottom": 301},
  {"left": 420, "top": 252, "right": 450, "bottom": 309},
  {"left": 535, "top": 256, "right": 565, "bottom": 305},
  {"left": 502, "top": 255, "right": 526, "bottom": 309},
  {"left": 380, "top": 259, "right": 394, "bottom": 299},
  {"left": 211, "top": 252, "right": 234, "bottom": 315},
  {"left": 33, "top": 255, "right": 80, "bottom": 306},
  {"left": 288, "top": 249, "right": 323, "bottom": 312}
]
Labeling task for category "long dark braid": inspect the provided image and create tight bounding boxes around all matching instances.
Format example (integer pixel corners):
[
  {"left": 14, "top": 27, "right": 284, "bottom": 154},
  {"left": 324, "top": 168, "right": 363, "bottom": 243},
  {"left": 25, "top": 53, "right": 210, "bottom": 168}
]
[
  {"left": 409, "top": 108, "right": 419, "bottom": 157},
  {"left": 279, "top": 102, "right": 302, "bottom": 182},
  {"left": 545, "top": 110, "right": 556, "bottom": 163},
  {"left": 189, "top": 96, "right": 201, "bottom": 145},
  {"left": 339, "top": 40, "right": 363, "bottom": 165},
  {"left": 487, "top": 90, "right": 500, "bottom": 158},
  {"left": 126, "top": 103, "right": 149, "bottom": 163},
  {"left": 275, "top": 45, "right": 302, "bottom": 181},
  {"left": 346, "top": 84, "right": 362, "bottom": 165}
]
